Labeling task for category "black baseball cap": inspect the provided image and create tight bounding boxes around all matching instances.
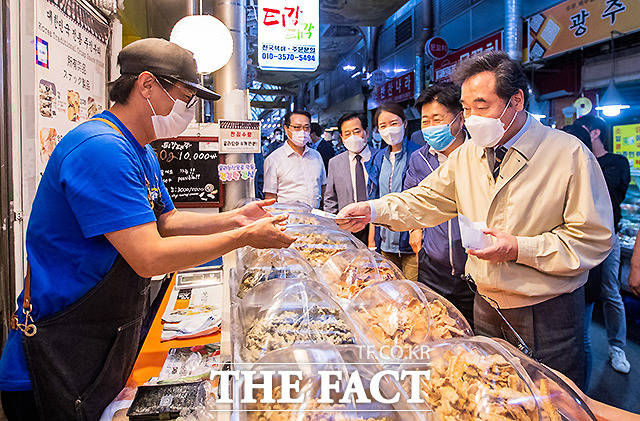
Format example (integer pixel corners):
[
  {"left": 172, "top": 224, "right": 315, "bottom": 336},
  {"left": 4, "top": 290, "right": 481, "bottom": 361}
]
[{"left": 117, "top": 38, "right": 221, "bottom": 101}]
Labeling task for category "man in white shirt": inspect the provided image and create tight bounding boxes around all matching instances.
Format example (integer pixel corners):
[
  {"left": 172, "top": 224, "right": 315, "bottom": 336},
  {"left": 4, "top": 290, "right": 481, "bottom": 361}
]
[
  {"left": 264, "top": 110, "right": 326, "bottom": 208},
  {"left": 324, "top": 112, "right": 378, "bottom": 244}
]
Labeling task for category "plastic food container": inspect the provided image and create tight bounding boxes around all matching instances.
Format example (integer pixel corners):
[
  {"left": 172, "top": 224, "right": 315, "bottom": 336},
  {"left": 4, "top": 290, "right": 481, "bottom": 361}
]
[
  {"left": 236, "top": 344, "right": 426, "bottom": 421},
  {"left": 275, "top": 211, "right": 339, "bottom": 229},
  {"left": 286, "top": 225, "right": 367, "bottom": 268},
  {"left": 264, "top": 201, "right": 313, "bottom": 213},
  {"left": 398, "top": 336, "right": 551, "bottom": 421},
  {"left": 232, "top": 278, "right": 360, "bottom": 363},
  {"left": 347, "top": 280, "right": 472, "bottom": 359},
  {"left": 233, "top": 248, "right": 318, "bottom": 299},
  {"left": 492, "top": 338, "right": 597, "bottom": 421},
  {"left": 318, "top": 249, "right": 404, "bottom": 303}
]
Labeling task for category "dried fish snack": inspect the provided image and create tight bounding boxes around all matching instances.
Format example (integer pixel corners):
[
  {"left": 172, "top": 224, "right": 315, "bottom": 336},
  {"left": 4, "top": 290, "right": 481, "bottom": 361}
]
[
  {"left": 348, "top": 280, "right": 472, "bottom": 358},
  {"left": 318, "top": 249, "right": 404, "bottom": 301},
  {"left": 235, "top": 249, "right": 317, "bottom": 298},
  {"left": 286, "top": 225, "right": 366, "bottom": 267}
]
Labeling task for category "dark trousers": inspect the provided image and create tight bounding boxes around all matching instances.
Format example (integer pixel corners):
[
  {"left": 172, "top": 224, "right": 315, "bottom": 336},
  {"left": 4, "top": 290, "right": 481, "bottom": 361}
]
[
  {"left": 2, "top": 391, "right": 38, "bottom": 421},
  {"left": 353, "top": 225, "right": 369, "bottom": 246},
  {"left": 474, "top": 287, "right": 586, "bottom": 389}
]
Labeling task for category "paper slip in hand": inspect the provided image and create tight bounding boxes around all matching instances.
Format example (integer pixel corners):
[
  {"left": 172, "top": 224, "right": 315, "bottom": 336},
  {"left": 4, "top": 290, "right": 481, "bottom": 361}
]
[
  {"left": 458, "top": 214, "right": 492, "bottom": 250},
  {"left": 311, "top": 209, "right": 368, "bottom": 220}
]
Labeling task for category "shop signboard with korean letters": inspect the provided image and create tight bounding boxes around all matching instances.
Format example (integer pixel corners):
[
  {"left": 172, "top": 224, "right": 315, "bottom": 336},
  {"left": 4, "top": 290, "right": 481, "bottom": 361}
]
[
  {"left": 525, "top": 0, "right": 640, "bottom": 62},
  {"left": 433, "top": 32, "right": 503, "bottom": 82},
  {"left": 258, "top": 0, "right": 319, "bottom": 71},
  {"left": 35, "top": 0, "right": 109, "bottom": 180}
]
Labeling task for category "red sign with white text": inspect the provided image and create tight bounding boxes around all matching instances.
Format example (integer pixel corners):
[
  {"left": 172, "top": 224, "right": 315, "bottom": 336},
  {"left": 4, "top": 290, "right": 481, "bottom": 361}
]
[
  {"left": 376, "top": 71, "right": 415, "bottom": 103},
  {"left": 433, "top": 32, "right": 503, "bottom": 82}
]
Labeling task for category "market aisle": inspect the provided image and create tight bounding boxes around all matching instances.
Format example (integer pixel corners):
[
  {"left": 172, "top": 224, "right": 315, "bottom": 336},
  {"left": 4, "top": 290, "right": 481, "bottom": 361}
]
[{"left": 588, "top": 299, "right": 640, "bottom": 414}]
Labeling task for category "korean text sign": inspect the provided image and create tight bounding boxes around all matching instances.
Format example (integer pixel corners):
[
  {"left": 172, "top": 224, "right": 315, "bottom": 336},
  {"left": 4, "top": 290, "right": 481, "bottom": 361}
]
[
  {"left": 35, "top": 0, "right": 108, "bottom": 180},
  {"left": 258, "top": 0, "right": 319, "bottom": 71},
  {"left": 613, "top": 124, "right": 640, "bottom": 170},
  {"left": 376, "top": 72, "right": 415, "bottom": 103},
  {"left": 219, "top": 120, "right": 262, "bottom": 154},
  {"left": 433, "top": 32, "right": 502, "bottom": 82},
  {"left": 525, "top": 0, "right": 640, "bottom": 62}
]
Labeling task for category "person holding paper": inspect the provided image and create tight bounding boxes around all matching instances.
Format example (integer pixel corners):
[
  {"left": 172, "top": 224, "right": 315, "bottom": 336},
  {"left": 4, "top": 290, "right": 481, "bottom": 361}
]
[
  {"left": 403, "top": 83, "right": 474, "bottom": 324},
  {"left": 337, "top": 51, "right": 613, "bottom": 388}
]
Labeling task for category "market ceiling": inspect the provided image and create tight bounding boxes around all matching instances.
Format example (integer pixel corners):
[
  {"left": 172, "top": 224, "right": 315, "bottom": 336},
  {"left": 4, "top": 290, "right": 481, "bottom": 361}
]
[{"left": 120, "top": 0, "right": 404, "bottom": 89}]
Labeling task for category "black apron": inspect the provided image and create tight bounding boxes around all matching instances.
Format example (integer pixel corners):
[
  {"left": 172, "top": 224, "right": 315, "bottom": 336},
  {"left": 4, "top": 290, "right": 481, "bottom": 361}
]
[{"left": 16, "top": 118, "right": 165, "bottom": 420}]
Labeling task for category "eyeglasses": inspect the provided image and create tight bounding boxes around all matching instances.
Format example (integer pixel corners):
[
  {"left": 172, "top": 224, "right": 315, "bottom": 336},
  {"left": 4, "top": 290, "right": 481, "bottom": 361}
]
[
  {"left": 157, "top": 76, "right": 198, "bottom": 108},
  {"left": 289, "top": 124, "right": 311, "bottom": 131},
  {"left": 461, "top": 274, "right": 534, "bottom": 358}
]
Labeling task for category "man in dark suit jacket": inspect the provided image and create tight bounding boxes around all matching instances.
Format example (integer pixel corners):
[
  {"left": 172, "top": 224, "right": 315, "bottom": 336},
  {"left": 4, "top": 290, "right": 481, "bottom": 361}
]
[
  {"left": 309, "top": 122, "right": 335, "bottom": 172},
  {"left": 324, "top": 113, "right": 378, "bottom": 245}
]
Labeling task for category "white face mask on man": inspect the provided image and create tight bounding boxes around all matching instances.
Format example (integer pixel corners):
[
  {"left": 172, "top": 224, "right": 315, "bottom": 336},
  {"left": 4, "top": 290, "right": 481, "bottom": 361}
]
[
  {"left": 464, "top": 98, "right": 518, "bottom": 148},
  {"left": 147, "top": 79, "right": 195, "bottom": 140},
  {"left": 288, "top": 129, "right": 311, "bottom": 147},
  {"left": 342, "top": 134, "right": 367, "bottom": 153}
]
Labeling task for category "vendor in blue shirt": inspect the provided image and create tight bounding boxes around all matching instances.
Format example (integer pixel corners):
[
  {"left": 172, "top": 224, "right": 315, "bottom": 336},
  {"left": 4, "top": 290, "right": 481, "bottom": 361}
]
[
  {"left": 367, "top": 102, "right": 420, "bottom": 281},
  {"left": 0, "top": 38, "right": 293, "bottom": 421}
]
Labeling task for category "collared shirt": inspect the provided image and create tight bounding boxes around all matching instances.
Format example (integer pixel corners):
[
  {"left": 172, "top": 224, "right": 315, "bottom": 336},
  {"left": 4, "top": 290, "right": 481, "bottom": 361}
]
[
  {"left": 348, "top": 146, "right": 372, "bottom": 202},
  {"left": 379, "top": 143, "right": 410, "bottom": 253},
  {"left": 264, "top": 141, "right": 326, "bottom": 208},
  {"left": 429, "top": 146, "right": 448, "bottom": 164},
  {"left": 309, "top": 138, "right": 322, "bottom": 149},
  {"left": 369, "top": 117, "right": 613, "bottom": 308},
  {"left": 499, "top": 113, "right": 531, "bottom": 151}
]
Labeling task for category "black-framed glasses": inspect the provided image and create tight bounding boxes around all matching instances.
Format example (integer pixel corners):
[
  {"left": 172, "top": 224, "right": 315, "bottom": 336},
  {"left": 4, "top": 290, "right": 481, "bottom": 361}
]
[
  {"left": 157, "top": 76, "right": 198, "bottom": 109},
  {"left": 461, "top": 274, "right": 534, "bottom": 358}
]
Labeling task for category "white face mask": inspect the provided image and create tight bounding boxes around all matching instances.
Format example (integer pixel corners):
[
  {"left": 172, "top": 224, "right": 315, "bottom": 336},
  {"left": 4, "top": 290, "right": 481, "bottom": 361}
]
[
  {"left": 289, "top": 129, "right": 310, "bottom": 147},
  {"left": 342, "top": 134, "right": 367, "bottom": 153},
  {"left": 465, "top": 98, "right": 518, "bottom": 148},
  {"left": 379, "top": 125, "right": 405, "bottom": 146},
  {"left": 147, "top": 81, "right": 195, "bottom": 139}
]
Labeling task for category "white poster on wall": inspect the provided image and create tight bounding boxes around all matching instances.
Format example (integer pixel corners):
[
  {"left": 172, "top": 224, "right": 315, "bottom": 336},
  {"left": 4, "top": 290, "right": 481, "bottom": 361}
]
[
  {"left": 257, "top": 0, "right": 319, "bottom": 71},
  {"left": 34, "top": 0, "right": 109, "bottom": 179}
]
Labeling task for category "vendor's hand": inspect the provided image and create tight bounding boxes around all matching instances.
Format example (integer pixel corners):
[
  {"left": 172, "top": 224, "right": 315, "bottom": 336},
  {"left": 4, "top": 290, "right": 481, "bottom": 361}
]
[
  {"left": 336, "top": 202, "right": 371, "bottom": 232},
  {"left": 242, "top": 213, "right": 294, "bottom": 249},
  {"left": 467, "top": 228, "right": 518, "bottom": 262},
  {"left": 235, "top": 198, "right": 275, "bottom": 226},
  {"left": 628, "top": 267, "right": 640, "bottom": 296},
  {"left": 409, "top": 230, "right": 422, "bottom": 255}
]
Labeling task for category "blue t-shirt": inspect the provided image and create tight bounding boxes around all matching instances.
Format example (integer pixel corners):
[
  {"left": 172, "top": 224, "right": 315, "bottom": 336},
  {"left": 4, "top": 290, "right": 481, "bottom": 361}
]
[{"left": 0, "top": 111, "right": 174, "bottom": 391}]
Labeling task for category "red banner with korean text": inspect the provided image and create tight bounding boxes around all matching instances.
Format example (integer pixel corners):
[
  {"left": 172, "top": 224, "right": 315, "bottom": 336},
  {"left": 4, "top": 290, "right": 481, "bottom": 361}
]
[
  {"left": 376, "top": 71, "right": 415, "bottom": 104},
  {"left": 433, "top": 32, "right": 503, "bottom": 82}
]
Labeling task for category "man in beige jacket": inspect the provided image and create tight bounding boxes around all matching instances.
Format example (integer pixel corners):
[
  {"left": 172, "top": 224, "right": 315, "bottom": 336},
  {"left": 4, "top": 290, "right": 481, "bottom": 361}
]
[{"left": 338, "top": 51, "right": 613, "bottom": 388}]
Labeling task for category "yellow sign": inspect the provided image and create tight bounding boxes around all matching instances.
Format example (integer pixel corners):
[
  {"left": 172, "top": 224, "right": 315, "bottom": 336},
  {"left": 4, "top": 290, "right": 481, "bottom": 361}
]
[
  {"left": 613, "top": 123, "right": 640, "bottom": 169},
  {"left": 525, "top": 0, "right": 640, "bottom": 62}
]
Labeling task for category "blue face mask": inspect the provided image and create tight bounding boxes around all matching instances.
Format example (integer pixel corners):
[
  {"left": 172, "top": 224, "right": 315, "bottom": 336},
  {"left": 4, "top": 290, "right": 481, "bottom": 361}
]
[{"left": 421, "top": 113, "right": 462, "bottom": 151}]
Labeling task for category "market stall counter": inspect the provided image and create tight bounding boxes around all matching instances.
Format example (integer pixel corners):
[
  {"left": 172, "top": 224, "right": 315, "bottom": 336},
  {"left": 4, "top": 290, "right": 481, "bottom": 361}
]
[{"left": 100, "top": 264, "right": 233, "bottom": 421}]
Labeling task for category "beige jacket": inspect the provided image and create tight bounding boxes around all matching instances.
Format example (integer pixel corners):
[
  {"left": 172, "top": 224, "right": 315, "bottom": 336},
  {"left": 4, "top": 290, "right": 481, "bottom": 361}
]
[{"left": 371, "top": 117, "right": 613, "bottom": 308}]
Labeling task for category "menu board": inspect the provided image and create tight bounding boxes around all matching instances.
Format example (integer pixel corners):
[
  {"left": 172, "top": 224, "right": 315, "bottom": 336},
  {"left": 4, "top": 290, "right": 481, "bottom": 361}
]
[
  {"left": 35, "top": 0, "right": 109, "bottom": 180},
  {"left": 152, "top": 138, "right": 224, "bottom": 208},
  {"left": 613, "top": 123, "right": 640, "bottom": 170}
]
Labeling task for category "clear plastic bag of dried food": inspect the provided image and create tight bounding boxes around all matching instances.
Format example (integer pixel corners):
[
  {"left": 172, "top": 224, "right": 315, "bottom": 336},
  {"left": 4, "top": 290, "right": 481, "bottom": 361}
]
[
  {"left": 318, "top": 249, "right": 404, "bottom": 303},
  {"left": 397, "top": 336, "right": 548, "bottom": 421},
  {"left": 272, "top": 211, "right": 339, "bottom": 229},
  {"left": 347, "top": 280, "right": 473, "bottom": 360},
  {"left": 491, "top": 338, "right": 597, "bottom": 421},
  {"left": 231, "top": 278, "right": 360, "bottom": 363},
  {"left": 232, "top": 248, "right": 319, "bottom": 299},
  {"left": 263, "top": 201, "right": 313, "bottom": 213},
  {"left": 234, "top": 344, "right": 428, "bottom": 421},
  {"left": 286, "top": 225, "right": 367, "bottom": 268}
]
